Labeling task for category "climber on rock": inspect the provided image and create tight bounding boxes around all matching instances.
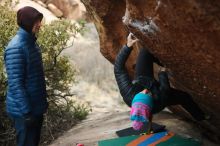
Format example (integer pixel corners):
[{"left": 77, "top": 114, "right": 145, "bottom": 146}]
[{"left": 114, "top": 33, "right": 209, "bottom": 131}]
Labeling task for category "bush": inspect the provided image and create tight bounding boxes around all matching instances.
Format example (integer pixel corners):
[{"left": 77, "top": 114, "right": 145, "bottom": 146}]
[{"left": 0, "top": 2, "right": 91, "bottom": 146}]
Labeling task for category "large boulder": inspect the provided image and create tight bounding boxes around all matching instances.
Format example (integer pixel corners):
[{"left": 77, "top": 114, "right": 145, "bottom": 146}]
[
  {"left": 47, "top": 3, "right": 63, "bottom": 17},
  {"left": 81, "top": 0, "right": 220, "bottom": 136},
  {"left": 41, "top": 0, "right": 86, "bottom": 19}
]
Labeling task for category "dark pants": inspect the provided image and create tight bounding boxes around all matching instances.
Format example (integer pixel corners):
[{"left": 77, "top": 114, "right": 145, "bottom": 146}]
[
  {"left": 165, "top": 88, "right": 206, "bottom": 120},
  {"left": 135, "top": 48, "right": 205, "bottom": 121},
  {"left": 12, "top": 115, "right": 43, "bottom": 146}
]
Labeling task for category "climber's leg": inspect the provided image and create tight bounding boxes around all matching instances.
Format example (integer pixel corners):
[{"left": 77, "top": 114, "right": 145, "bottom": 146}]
[{"left": 166, "top": 88, "right": 206, "bottom": 121}]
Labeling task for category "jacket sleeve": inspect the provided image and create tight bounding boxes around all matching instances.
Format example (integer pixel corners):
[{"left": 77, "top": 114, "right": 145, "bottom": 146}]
[
  {"left": 4, "top": 47, "right": 31, "bottom": 115},
  {"left": 114, "top": 45, "right": 137, "bottom": 107}
]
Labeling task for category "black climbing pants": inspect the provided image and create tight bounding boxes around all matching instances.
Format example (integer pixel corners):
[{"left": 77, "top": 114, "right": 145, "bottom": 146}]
[
  {"left": 165, "top": 88, "right": 206, "bottom": 121},
  {"left": 135, "top": 48, "right": 205, "bottom": 121}
]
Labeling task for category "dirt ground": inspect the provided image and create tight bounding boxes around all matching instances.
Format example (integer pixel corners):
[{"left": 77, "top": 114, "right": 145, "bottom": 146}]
[{"left": 49, "top": 110, "right": 219, "bottom": 146}]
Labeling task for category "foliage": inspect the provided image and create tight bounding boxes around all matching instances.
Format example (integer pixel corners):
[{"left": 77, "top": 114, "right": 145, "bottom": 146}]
[
  {"left": 0, "top": 1, "right": 17, "bottom": 99},
  {"left": 0, "top": 2, "right": 90, "bottom": 146},
  {"left": 0, "top": 3, "right": 17, "bottom": 145},
  {"left": 41, "top": 100, "right": 91, "bottom": 145},
  {"left": 38, "top": 20, "right": 80, "bottom": 100},
  {"left": 72, "top": 101, "right": 91, "bottom": 120}
]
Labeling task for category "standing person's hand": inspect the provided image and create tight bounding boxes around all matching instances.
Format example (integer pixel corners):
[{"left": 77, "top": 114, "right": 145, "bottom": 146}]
[
  {"left": 127, "top": 33, "right": 138, "bottom": 48},
  {"left": 24, "top": 113, "right": 36, "bottom": 127}
]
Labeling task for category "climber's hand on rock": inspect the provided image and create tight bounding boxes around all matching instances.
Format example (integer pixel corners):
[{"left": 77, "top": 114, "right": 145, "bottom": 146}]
[{"left": 127, "top": 33, "right": 138, "bottom": 48}]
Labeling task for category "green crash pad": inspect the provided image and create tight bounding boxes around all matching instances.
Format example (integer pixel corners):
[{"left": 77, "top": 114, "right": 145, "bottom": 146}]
[
  {"left": 98, "top": 131, "right": 201, "bottom": 146},
  {"left": 156, "top": 135, "right": 201, "bottom": 146},
  {"left": 98, "top": 135, "right": 139, "bottom": 146}
]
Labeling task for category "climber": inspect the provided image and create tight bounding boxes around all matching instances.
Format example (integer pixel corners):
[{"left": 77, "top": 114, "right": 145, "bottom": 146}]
[{"left": 114, "top": 33, "right": 209, "bottom": 130}]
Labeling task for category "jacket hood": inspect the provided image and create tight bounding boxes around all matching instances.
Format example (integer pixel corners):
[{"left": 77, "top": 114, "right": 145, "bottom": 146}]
[{"left": 17, "top": 6, "right": 43, "bottom": 33}]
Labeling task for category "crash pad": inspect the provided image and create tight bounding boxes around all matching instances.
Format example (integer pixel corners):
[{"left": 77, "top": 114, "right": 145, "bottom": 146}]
[{"left": 98, "top": 131, "right": 201, "bottom": 146}]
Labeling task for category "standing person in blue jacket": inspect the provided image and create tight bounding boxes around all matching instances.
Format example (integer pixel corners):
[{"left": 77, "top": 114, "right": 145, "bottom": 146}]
[{"left": 4, "top": 6, "right": 48, "bottom": 146}]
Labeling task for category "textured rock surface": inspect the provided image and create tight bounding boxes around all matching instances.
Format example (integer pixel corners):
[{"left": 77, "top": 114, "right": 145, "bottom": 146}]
[
  {"left": 15, "top": 0, "right": 58, "bottom": 23},
  {"left": 81, "top": 0, "right": 220, "bottom": 136},
  {"left": 47, "top": 3, "right": 63, "bottom": 17},
  {"left": 39, "top": 0, "right": 86, "bottom": 19}
]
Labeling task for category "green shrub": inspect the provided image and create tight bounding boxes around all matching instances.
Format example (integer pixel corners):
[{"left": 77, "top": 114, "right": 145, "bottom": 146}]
[
  {"left": 72, "top": 101, "right": 92, "bottom": 120},
  {"left": 0, "top": 2, "right": 90, "bottom": 145}
]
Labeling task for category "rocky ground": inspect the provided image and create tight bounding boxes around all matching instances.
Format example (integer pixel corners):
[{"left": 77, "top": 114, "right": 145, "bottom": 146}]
[{"left": 50, "top": 111, "right": 219, "bottom": 146}]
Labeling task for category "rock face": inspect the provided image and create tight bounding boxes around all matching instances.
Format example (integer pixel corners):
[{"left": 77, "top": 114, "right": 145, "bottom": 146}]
[
  {"left": 47, "top": 3, "right": 63, "bottom": 17},
  {"left": 81, "top": 0, "right": 220, "bottom": 136},
  {"left": 40, "top": 0, "right": 86, "bottom": 19}
]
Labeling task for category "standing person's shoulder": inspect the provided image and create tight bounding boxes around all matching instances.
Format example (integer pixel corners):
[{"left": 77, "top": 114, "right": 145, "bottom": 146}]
[
  {"left": 5, "top": 35, "right": 27, "bottom": 59},
  {"left": 5, "top": 37, "right": 19, "bottom": 51}
]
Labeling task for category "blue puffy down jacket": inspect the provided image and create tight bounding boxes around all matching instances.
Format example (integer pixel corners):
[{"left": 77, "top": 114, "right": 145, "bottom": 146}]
[{"left": 4, "top": 28, "right": 48, "bottom": 117}]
